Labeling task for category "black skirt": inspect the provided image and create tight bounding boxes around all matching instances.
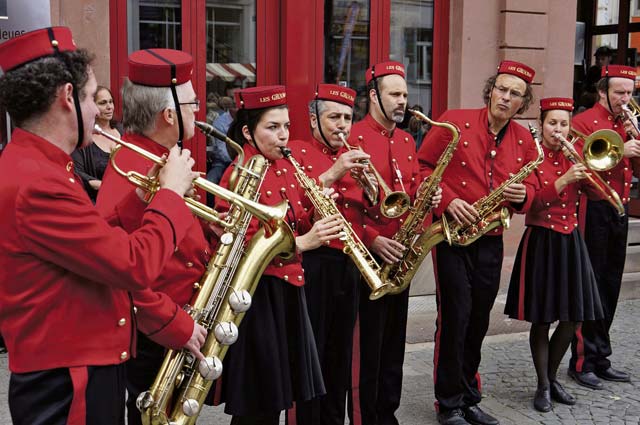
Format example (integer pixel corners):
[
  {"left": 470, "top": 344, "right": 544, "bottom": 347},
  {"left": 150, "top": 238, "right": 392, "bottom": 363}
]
[
  {"left": 216, "top": 275, "right": 325, "bottom": 416},
  {"left": 504, "top": 226, "right": 604, "bottom": 324}
]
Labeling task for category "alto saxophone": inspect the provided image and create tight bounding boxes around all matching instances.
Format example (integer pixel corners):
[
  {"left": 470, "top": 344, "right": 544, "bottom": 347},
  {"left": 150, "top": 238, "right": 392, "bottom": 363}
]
[
  {"left": 138, "top": 130, "right": 296, "bottom": 425},
  {"left": 428, "top": 123, "right": 544, "bottom": 249},
  {"left": 382, "top": 110, "right": 460, "bottom": 295},
  {"left": 280, "top": 147, "right": 391, "bottom": 300}
]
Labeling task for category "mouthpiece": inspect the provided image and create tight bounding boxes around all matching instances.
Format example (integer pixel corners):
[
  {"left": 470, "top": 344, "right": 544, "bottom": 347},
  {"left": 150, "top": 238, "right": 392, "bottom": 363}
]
[
  {"left": 279, "top": 147, "right": 292, "bottom": 158},
  {"left": 195, "top": 120, "right": 228, "bottom": 141},
  {"left": 93, "top": 124, "right": 102, "bottom": 135}
]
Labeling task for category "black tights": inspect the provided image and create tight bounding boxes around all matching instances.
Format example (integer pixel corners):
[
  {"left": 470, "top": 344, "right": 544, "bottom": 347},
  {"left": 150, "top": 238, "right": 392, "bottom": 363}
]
[{"left": 529, "top": 321, "right": 578, "bottom": 389}]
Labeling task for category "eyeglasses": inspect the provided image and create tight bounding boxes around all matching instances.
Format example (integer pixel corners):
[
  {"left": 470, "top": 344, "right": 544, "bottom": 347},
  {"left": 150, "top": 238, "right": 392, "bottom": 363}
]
[
  {"left": 179, "top": 99, "right": 200, "bottom": 110},
  {"left": 493, "top": 85, "right": 524, "bottom": 100}
]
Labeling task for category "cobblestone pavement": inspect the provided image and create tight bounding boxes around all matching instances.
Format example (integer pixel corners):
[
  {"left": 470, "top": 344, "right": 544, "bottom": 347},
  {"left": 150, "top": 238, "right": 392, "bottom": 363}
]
[{"left": 0, "top": 299, "right": 638, "bottom": 424}]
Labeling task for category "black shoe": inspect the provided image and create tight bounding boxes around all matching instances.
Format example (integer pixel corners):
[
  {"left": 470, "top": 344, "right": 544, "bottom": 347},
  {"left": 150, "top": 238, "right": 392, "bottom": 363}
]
[
  {"left": 533, "top": 387, "right": 552, "bottom": 412},
  {"left": 550, "top": 380, "right": 576, "bottom": 405},
  {"left": 437, "top": 409, "right": 470, "bottom": 425},
  {"left": 595, "top": 367, "right": 631, "bottom": 382},
  {"left": 568, "top": 369, "right": 603, "bottom": 390},
  {"left": 462, "top": 405, "right": 499, "bottom": 425}
]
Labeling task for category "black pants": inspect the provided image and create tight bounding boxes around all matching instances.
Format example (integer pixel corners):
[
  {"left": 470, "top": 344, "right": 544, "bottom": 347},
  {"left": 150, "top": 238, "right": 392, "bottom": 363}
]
[
  {"left": 9, "top": 364, "right": 126, "bottom": 425},
  {"left": 570, "top": 200, "right": 628, "bottom": 373},
  {"left": 294, "top": 247, "right": 360, "bottom": 425},
  {"left": 126, "top": 332, "right": 166, "bottom": 425},
  {"left": 432, "top": 235, "right": 503, "bottom": 413},
  {"left": 349, "top": 273, "right": 410, "bottom": 425}
]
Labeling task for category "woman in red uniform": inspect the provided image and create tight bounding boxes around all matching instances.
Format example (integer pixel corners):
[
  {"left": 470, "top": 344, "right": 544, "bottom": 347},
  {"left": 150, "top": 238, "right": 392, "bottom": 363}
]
[
  {"left": 505, "top": 97, "right": 604, "bottom": 412},
  {"left": 213, "top": 85, "right": 343, "bottom": 424}
]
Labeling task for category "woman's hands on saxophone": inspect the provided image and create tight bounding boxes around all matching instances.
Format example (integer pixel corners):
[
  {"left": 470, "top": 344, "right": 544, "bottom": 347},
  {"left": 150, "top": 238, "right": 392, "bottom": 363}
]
[
  {"left": 295, "top": 214, "right": 344, "bottom": 253},
  {"left": 184, "top": 322, "right": 208, "bottom": 361}
]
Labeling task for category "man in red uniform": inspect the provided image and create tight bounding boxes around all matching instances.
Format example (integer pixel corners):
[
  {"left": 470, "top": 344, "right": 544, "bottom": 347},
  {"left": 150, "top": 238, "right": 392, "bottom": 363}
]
[
  {"left": 568, "top": 64, "right": 640, "bottom": 389},
  {"left": 0, "top": 27, "right": 205, "bottom": 425},
  {"left": 418, "top": 60, "right": 539, "bottom": 425},
  {"left": 287, "top": 84, "right": 371, "bottom": 424},
  {"left": 349, "top": 61, "right": 422, "bottom": 425},
  {"left": 96, "top": 48, "right": 214, "bottom": 425}
]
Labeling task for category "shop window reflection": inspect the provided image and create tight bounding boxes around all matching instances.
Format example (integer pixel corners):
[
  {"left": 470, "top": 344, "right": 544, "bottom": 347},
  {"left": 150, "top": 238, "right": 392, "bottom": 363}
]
[{"left": 130, "top": 0, "right": 182, "bottom": 52}]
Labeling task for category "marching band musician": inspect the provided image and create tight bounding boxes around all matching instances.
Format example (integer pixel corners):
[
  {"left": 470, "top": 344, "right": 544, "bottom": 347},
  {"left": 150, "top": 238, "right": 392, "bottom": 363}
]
[
  {"left": 504, "top": 98, "right": 604, "bottom": 412},
  {"left": 417, "top": 60, "right": 538, "bottom": 425},
  {"left": 0, "top": 27, "right": 201, "bottom": 425},
  {"left": 349, "top": 61, "right": 423, "bottom": 425},
  {"left": 96, "top": 49, "right": 211, "bottom": 425},
  {"left": 568, "top": 64, "right": 640, "bottom": 389},
  {"left": 286, "top": 84, "right": 370, "bottom": 425},
  {"left": 212, "top": 85, "right": 342, "bottom": 425}
]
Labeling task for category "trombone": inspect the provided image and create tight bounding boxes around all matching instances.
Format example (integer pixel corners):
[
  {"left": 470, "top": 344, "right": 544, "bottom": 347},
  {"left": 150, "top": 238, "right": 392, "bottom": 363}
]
[
  {"left": 338, "top": 133, "right": 411, "bottom": 219},
  {"left": 94, "top": 125, "right": 287, "bottom": 232},
  {"left": 554, "top": 131, "right": 625, "bottom": 216}
]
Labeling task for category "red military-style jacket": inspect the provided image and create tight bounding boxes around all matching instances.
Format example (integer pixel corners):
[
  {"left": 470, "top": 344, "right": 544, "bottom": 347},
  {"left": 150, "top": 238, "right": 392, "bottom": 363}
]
[
  {"left": 97, "top": 133, "right": 217, "bottom": 344},
  {"left": 349, "top": 114, "right": 421, "bottom": 247},
  {"left": 216, "top": 143, "right": 306, "bottom": 286},
  {"left": 0, "top": 129, "right": 193, "bottom": 373},
  {"left": 418, "top": 107, "right": 538, "bottom": 236},
  {"left": 286, "top": 138, "right": 367, "bottom": 251},
  {"left": 572, "top": 102, "right": 633, "bottom": 204},
  {"left": 526, "top": 145, "right": 603, "bottom": 234}
]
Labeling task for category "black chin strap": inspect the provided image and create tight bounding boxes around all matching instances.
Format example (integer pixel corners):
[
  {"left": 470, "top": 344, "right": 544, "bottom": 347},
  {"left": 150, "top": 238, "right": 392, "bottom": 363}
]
[
  {"left": 314, "top": 98, "right": 334, "bottom": 150},
  {"left": 145, "top": 49, "right": 184, "bottom": 145},
  {"left": 370, "top": 65, "right": 391, "bottom": 122},
  {"left": 238, "top": 92, "right": 265, "bottom": 156},
  {"left": 47, "top": 27, "right": 83, "bottom": 150}
]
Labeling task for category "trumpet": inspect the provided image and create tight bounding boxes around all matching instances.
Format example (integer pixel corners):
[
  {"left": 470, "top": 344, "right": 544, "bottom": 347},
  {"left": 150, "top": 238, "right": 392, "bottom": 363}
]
[
  {"left": 338, "top": 133, "right": 410, "bottom": 219},
  {"left": 554, "top": 132, "right": 625, "bottom": 216},
  {"left": 621, "top": 98, "right": 640, "bottom": 137},
  {"left": 94, "top": 125, "right": 285, "bottom": 232}
]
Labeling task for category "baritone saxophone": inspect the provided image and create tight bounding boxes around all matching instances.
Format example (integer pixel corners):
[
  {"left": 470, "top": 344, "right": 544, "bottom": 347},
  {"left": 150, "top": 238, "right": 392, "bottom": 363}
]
[
  {"left": 137, "top": 122, "right": 296, "bottom": 425},
  {"left": 280, "top": 147, "right": 391, "bottom": 300},
  {"left": 382, "top": 110, "right": 460, "bottom": 294}
]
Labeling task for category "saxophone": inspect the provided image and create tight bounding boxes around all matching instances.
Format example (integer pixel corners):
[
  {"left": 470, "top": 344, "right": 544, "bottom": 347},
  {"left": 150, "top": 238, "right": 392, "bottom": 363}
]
[
  {"left": 382, "top": 110, "right": 460, "bottom": 295},
  {"left": 385, "top": 123, "right": 543, "bottom": 273},
  {"left": 137, "top": 129, "right": 296, "bottom": 425},
  {"left": 280, "top": 147, "right": 391, "bottom": 300}
]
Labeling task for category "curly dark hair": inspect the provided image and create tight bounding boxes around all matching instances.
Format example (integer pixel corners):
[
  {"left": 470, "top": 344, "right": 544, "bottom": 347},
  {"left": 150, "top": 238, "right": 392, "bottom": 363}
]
[
  {"left": 0, "top": 49, "right": 94, "bottom": 127},
  {"left": 481, "top": 74, "right": 534, "bottom": 115}
]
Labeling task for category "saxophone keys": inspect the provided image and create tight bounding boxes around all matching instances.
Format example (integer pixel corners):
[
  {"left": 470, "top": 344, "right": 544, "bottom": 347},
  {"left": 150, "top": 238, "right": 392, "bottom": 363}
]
[
  {"left": 214, "top": 321, "right": 239, "bottom": 345},
  {"left": 229, "top": 289, "right": 252, "bottom": 313},
  {"left": 182, "top": 398, "right": 200, "bottom": 417},
  {"left": 136, "top": 390, "right": 154, "bottom": 411},
  {"left": 198, "top": 356, "right": 223, "bottom": 380}
]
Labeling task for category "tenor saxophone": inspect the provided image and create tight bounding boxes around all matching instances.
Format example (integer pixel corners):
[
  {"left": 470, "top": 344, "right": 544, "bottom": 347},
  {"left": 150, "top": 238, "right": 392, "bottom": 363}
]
[
  {"left": 382, "top": 110, "right": 460, "bottom": 295},
  {"left": 280, "top": 147, "right": 391, "bottom": 300},
  {"left": 137, "top": 154, "right": 295, "bottom": 424},
  {"left": 434, "top": 123, "right": 544, "bottom": 248}
]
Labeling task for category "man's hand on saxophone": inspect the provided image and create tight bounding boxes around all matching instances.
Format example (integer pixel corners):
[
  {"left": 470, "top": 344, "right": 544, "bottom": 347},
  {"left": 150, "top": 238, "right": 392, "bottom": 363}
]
[
  {"left": 431, "top": 186, "right": 443, "bottom": 210},
  {"left": 371, "top": 236, "right": 406, "bottom": 264},
  {"left": 446, "top": 198, "right": 479, "bottom": 225},
  {"left": 183, "top": 323, "right": 208, "bottom": 361},
  {"left": 503, "top": 182, "right": 527, "bottom": 204}
]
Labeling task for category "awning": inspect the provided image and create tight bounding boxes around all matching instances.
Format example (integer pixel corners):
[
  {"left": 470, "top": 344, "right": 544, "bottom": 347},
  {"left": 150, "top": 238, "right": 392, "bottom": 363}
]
[{"left": 206, "top": 63, "right": 256, "bottom": 82}]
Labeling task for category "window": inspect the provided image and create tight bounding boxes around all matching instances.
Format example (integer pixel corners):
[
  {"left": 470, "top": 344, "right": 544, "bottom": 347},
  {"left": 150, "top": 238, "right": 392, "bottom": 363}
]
[
  {"left": 129, "top": 0, "right": 182, "bottom": 52},
  {"left": 324, "top": 0, "right": 371, "bottom": 121}
]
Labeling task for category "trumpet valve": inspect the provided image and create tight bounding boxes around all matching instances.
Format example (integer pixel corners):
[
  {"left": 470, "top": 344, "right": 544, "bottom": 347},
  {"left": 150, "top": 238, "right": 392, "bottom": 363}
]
[
  {"left": 214, "top": 321, "right": 239, "bottom": 345},
  {"left": 198, "top": 356, "right": 223, "bottom": 380},
  {"left": 228, "top": 289, "right": 252, "bottom": 313}
]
